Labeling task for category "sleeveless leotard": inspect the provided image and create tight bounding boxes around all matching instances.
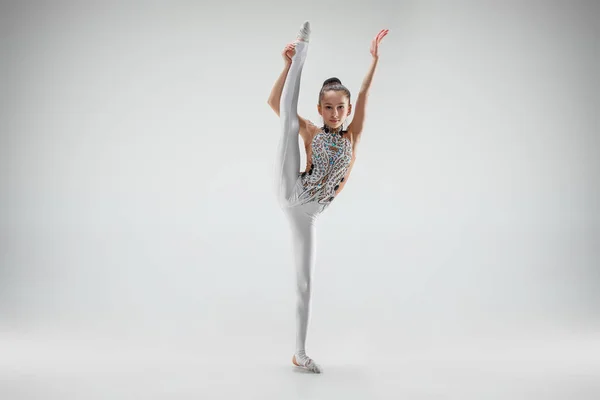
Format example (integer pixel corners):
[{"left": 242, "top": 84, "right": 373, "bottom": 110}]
[{"left": 296, "top": 125, "right": 353, "bottom": 205}]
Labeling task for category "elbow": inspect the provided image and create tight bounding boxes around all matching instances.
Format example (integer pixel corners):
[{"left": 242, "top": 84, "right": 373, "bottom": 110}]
[{"left": 267, "top": 101, "right": 279, "bottom": 116}]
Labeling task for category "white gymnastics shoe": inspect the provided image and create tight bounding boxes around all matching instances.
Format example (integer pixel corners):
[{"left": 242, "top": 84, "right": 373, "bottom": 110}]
[
  {"left": 292, "top": 353, "right": 322, "bottom": 374},
  {"left": 296, "top": 20, "right": 311, "bottom": 43}
]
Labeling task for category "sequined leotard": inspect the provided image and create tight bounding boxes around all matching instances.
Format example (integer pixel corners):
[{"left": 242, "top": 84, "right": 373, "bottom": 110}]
[{"left": 295, "top": 124, "right": 353, "bottom": 206}]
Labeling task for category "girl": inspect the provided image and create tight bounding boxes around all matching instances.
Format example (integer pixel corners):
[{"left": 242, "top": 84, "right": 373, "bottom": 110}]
[{"left": 267, "top": 21, "right": 388, "bottom": 373}]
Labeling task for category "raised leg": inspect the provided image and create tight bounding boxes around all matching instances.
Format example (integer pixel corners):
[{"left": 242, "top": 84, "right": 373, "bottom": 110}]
[{"left": 274, "top": 22, "right": 310, "bottom": 208}]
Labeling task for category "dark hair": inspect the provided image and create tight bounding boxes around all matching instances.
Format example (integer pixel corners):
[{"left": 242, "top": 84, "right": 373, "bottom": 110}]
[{"left": 319, "top": 77, "right": 351, "bottom": 105}]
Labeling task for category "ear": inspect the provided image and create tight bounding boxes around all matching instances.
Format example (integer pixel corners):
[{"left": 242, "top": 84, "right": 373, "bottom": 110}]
[
  {"left": 317, "top": 104, "right": 322, "bottom": 116},
  {"left": 347, "top": 103, "right": 352, "bottom": 116}
]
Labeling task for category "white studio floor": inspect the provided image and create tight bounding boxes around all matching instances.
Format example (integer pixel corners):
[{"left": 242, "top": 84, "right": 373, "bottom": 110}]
[{"left": 1, "top": 324, "right": 599, "bottom": 400}]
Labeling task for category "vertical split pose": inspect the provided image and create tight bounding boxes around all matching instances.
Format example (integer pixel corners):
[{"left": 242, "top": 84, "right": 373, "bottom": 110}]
[{"left": 267, "top": 21, "right": 388, "bottom": 373}]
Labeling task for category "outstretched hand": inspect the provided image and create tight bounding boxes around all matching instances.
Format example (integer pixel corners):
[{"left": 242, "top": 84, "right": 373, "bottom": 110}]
[{"left": 370, "top": 29, "right": 389, "bottom": 59}]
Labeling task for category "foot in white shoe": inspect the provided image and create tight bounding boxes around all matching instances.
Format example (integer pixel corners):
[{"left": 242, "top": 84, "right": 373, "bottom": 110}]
[
  {"left": 296, "top": 20, "right": 311, "bottom": 43},
  {"left": 292, "top": 353, "right": 322, "bottom": 373}
]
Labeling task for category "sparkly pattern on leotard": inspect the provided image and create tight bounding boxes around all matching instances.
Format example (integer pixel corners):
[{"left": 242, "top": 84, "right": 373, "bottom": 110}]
[{"left": 296, "top": 124, "right": 353, "bottom": 206}]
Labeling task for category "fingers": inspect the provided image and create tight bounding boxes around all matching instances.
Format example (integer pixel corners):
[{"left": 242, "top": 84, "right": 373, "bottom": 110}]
[
  {"left": 369, "top": 29, "right": 388, "bottom": 57},
  {"left": 282, "top": 42, "right": 296, "bottom": 54},
  {"left": 375, "top": 29, "right": 388, "bottom": 44},
  {"left": 282, "top": 41, "right": 297, "bottom": 62},
  {"left": 371, "top": 29, "right": 388, "bottom": 55}
]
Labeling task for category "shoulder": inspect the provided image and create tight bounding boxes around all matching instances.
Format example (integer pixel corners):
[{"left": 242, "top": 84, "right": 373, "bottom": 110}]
[
  {"left": 304, "top": 118, "right": 321, "bottom": 136},
  {"left": 298, "top": 117, "right": 320, "bottom": 144},
  {"left": 305, "top": 119, "right": 320, "bottom": 131}
]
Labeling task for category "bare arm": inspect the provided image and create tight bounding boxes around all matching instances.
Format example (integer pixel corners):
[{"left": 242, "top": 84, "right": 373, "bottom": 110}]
[
  {"left": 267, "top": 63, "right": 292, "bottom": 112},
  {"left": 348, "top": 57, "right": 379, "bottom": 136},
  {"left": 267, "top": 43, "right": 313, "bottom": 143},
  {"left": 348, "top": 29, "right": 388, "bottom": 137}
]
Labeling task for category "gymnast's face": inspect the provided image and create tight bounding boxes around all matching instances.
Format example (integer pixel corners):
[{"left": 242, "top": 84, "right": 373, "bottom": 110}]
[{"left": 318, "top": 90, "right": 352, "bottom": 129}]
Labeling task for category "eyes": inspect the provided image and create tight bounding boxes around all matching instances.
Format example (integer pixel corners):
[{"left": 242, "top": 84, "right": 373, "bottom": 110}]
[{"left": 326, "top": 106, "right": 345, "bottom": 109}]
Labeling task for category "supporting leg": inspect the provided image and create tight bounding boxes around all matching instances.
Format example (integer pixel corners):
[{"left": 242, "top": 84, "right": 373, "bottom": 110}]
[{"left": 285, "top": 206, "right": 322, "bottom": 373}]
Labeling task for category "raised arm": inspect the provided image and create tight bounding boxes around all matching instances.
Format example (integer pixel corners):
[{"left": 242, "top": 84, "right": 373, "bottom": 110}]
[
  {"left": 348, "top": 29, "right": 388, "bottom": 137},
  {"left": 267, "top": 62, "right": 292, "bottom": 113},
  {"left": 267, "top": 41, "right": 313, "bottom": 143}
]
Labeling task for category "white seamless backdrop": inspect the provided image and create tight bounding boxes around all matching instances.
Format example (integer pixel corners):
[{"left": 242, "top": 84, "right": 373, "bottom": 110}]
[{"left": 0, "top": 1, "right": 599, "bottom": 399}]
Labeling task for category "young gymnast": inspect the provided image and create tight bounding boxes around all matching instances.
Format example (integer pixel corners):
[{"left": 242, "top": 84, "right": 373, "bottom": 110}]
[{"left": 267, "top": 21, "right": 388, "bottom": 373}]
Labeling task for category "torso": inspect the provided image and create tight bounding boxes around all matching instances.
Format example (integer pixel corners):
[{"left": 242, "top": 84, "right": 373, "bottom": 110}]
[{"left": 299, "top": 123, "right": 357, "bottom": 205}]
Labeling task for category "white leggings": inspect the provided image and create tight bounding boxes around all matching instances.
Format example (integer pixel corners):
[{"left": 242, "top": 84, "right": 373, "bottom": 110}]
[{"left": 274, "top": 40, "right": 326, "bottom": 357}]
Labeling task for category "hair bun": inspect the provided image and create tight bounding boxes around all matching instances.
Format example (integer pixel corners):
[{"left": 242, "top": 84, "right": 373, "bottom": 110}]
[{"left": 322, "top": 77, "right": 342, "bottom": 87}]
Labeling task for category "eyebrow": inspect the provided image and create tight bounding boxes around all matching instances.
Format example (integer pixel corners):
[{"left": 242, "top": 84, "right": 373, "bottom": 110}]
[{"left": 324, "top": 103, "right": 345, "bottom": 105}]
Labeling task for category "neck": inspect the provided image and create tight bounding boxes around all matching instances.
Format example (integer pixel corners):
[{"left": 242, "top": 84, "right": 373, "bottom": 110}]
[{"left": 324, "top": 123, "right": 343, "bottom": 134}]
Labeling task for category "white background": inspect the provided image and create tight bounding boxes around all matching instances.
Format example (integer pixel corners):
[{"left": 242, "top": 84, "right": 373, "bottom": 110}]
[{"left": 1, "top": 0, "right": 599, "bottom": 398}]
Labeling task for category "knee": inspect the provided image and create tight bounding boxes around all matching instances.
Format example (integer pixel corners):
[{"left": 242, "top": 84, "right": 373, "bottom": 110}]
[
  {"left": 297, "top": 278, "right": 312, "bottom": 296},
  {"left": 281, "top": 117, "right": 299, "bottom": 133}
]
